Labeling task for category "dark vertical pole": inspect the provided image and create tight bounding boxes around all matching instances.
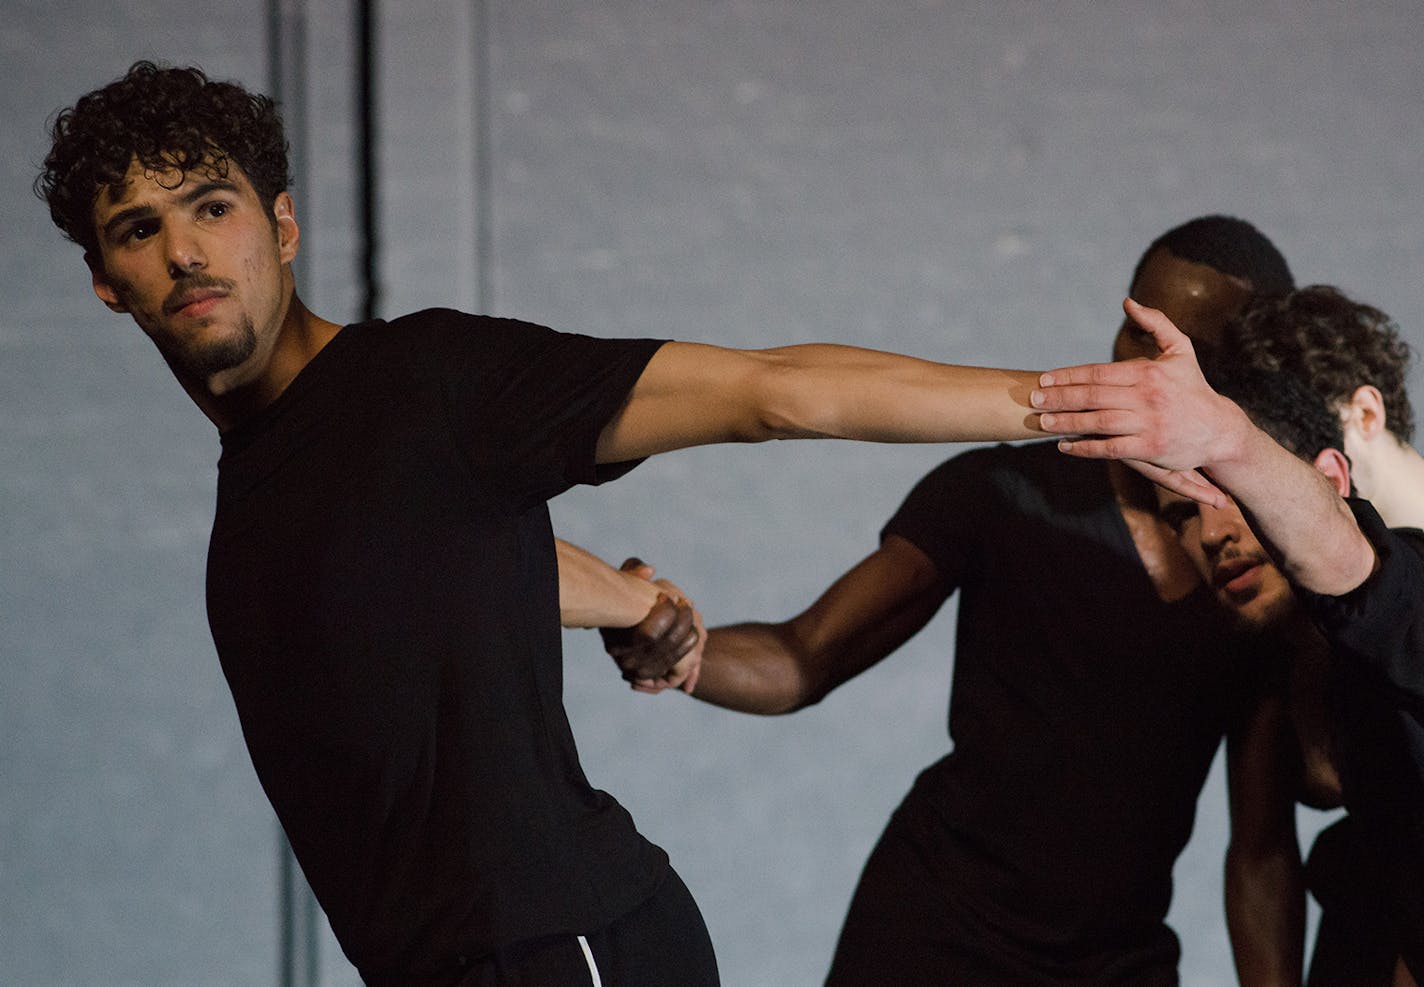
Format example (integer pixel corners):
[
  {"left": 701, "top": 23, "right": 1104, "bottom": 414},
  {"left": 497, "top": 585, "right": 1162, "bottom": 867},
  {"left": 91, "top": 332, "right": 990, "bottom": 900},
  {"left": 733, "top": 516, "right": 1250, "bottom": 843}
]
[
  {"left": 472, "top": 0, "right": 494, "bottom": 313},
  {"left": 358, "top": 0, "right": 381, "bottom": 321},
  {"left": 267, "top": 3, "right": 320, "bottom": 986}
]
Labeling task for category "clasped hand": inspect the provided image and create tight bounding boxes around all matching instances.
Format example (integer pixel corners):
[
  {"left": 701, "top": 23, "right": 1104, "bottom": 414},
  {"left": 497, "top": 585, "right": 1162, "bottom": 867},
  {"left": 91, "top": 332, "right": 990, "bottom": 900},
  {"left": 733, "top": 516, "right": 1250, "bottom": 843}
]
[{"left": 599, "top": 559, "right": 705, "bottom": 694}]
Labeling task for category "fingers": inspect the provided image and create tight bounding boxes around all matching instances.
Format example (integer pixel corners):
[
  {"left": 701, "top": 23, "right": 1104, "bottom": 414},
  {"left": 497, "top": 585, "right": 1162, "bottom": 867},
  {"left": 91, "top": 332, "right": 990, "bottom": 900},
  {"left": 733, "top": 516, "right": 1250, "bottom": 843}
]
[
  {"left": 1122, "top": 297, "right": 1191, "bottom": 355},
  {"left": 652, "top": 576, "right": 688, "bottom": 604},
  {"left": 1037, "top": 409, "right": 1141, "bottom": 436},
  {"left": 615, "top": 598, "right": 699, "bottom": 680},
  {"left": 1126, "top": 460, "right": 1225, "bottom": 508},
  {"left": 1038, "top": 362, "right": 1132, "bottom": 388},
  {"left": 634, "top": 593, "right": 685, "bottom": 642},
  {"left": 620, "top": 557, "right": 655, "bottom": 580},
  {"left": 679, "top": 609, "right": 706, "bottom": 695},
  {"left": 1053, "top": 435, "right": 1144, "bottom": 461}
]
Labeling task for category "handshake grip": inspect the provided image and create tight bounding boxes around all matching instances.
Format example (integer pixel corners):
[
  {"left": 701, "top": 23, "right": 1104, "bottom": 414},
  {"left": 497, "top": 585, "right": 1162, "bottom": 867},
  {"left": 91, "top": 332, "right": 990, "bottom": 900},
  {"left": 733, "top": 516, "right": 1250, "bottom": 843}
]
[{"left": 599, "top": 558, "right": 704, "bottom": 694}]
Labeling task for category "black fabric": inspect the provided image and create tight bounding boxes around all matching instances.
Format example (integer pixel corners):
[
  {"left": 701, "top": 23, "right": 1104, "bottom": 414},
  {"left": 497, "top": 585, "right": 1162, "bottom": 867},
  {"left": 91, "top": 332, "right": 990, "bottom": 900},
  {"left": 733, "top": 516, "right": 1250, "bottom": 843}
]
[
  {"left": 206, "top": 310, "right": 671, "bottom": 982},
  {"left": 831, "top": 442, "right": 1260, "bottom": 984},
  {"left": 455, "top": 867, "right": 719, "bottom": 987},
  {"left": 1297, "top": 500, "right": 1424, "bottom": 983},
  {"left": 1304, "top": 817, "right": 1396, "bottom": 987}
]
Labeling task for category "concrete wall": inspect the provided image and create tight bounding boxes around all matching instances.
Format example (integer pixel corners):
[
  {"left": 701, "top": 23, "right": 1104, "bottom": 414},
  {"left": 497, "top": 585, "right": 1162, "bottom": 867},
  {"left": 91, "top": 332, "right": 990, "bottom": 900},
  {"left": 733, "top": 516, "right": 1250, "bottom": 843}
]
[{"left": 4, "top": 3, "right": 1422, "bottom": 984}]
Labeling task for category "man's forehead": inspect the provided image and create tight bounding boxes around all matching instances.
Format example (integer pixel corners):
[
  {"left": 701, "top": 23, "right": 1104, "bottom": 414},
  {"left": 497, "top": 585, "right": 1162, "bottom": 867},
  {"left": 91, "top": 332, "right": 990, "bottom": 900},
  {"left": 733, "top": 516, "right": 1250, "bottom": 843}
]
[
  {"left": 95, "top": 155, "right": 246, "bottom": 211},
  {"left": 1130, "top": 248, "right": 1253, "bottom": 341}
]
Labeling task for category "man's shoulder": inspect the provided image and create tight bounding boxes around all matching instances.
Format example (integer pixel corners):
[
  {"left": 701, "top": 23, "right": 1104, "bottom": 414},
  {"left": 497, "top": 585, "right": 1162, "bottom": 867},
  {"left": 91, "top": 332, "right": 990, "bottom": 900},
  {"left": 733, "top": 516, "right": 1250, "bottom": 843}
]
[
  {"left": 916, "top": 439, "right": 1093, "bottom": 490},
  {"left": 382, "top": 308, "right": 550, "bottom": 335}
]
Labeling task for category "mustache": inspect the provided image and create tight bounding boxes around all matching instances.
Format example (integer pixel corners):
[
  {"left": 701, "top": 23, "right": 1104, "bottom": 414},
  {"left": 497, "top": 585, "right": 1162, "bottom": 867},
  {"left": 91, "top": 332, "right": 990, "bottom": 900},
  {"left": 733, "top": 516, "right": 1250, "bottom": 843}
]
[{"left": 163, "top": 273, "right": 235, "bottom": 315}]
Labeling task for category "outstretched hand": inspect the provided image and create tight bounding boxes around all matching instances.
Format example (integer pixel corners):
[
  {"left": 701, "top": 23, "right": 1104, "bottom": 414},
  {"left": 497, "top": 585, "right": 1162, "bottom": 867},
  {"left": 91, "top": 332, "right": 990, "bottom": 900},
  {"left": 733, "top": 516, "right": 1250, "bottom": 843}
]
[
  {"left": 599, "top": 558, "right": 704, "bottom": 694},
  {"left": 1030, "top": 298, "right": 1242, "bottom": 506}
]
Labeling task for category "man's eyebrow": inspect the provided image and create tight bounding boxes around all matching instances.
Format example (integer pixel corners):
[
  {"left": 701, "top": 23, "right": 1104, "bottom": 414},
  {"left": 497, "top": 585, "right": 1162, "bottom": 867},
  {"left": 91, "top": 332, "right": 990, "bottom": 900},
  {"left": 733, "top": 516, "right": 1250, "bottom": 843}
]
[{"left": 100, "top": 179, "right": 242, "bottom": 241}]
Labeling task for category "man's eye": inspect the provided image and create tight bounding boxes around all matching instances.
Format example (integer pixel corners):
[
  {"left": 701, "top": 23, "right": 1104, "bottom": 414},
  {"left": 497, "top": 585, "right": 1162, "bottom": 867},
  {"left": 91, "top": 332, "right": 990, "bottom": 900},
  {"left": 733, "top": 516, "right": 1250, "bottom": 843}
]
[
  {"left": 203, "top": 201, "right": 229, "bottom": 218},
  {"left": 125, "top": 221, "right": 158, "bottom": 242},
  {"left": 1160, "top": 505, "right": 1195, "bottom": 534}
]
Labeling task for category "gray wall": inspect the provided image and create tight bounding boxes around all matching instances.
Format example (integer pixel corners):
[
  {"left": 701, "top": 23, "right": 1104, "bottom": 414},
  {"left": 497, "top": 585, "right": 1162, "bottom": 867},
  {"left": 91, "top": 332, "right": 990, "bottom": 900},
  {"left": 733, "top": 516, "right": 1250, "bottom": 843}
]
[{"left": 4, "top": 3, "right": 1422, "bottom": 984}]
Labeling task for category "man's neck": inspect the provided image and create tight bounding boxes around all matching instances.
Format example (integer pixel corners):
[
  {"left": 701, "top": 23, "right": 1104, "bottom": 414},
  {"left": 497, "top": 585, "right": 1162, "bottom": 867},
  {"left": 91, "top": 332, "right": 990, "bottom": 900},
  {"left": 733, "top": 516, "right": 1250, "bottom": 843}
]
[
  {"left": 1357, "top": 436, "right": 1424, "bottom": 530},
  {"left": 1107, "top": 460, "right": 1203, "bottom": 602},
  {"left": 184, "top": 291, "right": 344, "bottom": 433}
]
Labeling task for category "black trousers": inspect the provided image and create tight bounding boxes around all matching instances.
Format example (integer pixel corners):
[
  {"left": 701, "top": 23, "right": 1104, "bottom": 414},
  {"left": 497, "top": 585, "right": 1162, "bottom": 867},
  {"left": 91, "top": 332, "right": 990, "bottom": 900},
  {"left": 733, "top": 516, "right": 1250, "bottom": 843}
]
[{"left": 458, "top": 867, "right": 719, "bottom": 986}]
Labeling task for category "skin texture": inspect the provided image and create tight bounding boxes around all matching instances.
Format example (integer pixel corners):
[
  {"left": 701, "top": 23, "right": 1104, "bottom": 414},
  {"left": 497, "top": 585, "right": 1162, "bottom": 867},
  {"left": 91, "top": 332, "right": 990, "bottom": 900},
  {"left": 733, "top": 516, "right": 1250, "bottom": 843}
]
[
  {"left": 555, "top": 543, "right": 703, "bottom": 693},
  {"left": 617, "top": 246, "right": 1302, "bottom": 981},
  {"left": 1036, "top": 299, "right": 1378, "bottom": 597},
  {"left": 88, "top": 158, "right": 339, "bottom": 428},
  {"left": 1337, "top": 384, "right": 1424, "bottom": 531}
]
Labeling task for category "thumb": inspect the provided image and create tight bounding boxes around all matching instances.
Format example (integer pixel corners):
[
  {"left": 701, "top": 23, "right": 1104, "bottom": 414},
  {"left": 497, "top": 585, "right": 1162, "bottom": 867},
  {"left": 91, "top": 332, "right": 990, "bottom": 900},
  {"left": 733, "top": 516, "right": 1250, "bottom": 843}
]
[
  {"left": 1123, "top": 297, "right": 1192, "bottom": 357},
  {"left": 620, "top": 557, "right": 655, "bottom": 581}
]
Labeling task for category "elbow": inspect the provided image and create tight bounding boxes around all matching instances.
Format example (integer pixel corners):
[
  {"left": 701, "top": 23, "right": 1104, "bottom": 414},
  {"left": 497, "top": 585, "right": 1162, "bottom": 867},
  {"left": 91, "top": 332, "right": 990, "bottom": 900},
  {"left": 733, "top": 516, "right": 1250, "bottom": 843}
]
[
  {"left": 737, "top": 354, "right": 837, "bottom": 443},
  {"left": 762, "top": 629, "right": 836, "bottom": 715}
]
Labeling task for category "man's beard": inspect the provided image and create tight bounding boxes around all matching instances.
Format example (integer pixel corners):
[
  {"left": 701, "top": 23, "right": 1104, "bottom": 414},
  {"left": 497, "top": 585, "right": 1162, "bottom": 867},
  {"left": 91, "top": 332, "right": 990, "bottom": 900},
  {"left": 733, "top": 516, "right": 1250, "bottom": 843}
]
[{"left": 173, "top": 314, "right": 259, "bottom": 378}]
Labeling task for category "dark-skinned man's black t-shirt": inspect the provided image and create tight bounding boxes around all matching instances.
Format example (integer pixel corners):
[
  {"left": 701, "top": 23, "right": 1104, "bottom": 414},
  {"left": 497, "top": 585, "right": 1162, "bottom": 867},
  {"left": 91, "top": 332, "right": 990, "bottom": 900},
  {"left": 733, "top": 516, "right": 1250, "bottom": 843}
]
[
  {"left": 828, "top": 441, "right": 1263, "bottom": 985},
  {"left": 205, "top": 309, "right": 668, "bottom": 983}
]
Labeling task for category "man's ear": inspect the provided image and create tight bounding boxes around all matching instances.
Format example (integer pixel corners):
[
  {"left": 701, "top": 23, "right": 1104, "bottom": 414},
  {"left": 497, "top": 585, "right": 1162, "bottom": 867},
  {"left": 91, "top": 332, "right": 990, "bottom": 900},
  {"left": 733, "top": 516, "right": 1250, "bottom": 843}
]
[
  {"left": 1312, "top": 447, "right": 1353, "bottom": 497},
  {"left": 273, "top": 192, "right": 299, "bottom": 264},
  {"left": 1339, "top": 385, "right": 1387, "bottom": 441},
  {"left": 86, "top": 252, "right": 127, "bottom": 313}
]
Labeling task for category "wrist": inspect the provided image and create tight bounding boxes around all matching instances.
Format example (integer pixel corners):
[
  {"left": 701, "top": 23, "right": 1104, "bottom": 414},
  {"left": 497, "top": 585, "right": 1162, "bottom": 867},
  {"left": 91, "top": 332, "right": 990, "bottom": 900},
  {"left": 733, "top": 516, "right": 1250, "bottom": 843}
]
[{"left": 1204, "top": 395, "right": 1260, "bottom": 473}]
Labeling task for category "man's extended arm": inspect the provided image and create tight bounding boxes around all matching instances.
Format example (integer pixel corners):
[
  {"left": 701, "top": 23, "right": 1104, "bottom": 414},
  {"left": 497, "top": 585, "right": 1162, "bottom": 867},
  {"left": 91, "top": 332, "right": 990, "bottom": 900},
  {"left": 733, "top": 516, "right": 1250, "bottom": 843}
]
[
  {"left": 1225, "top": 690, "right": 1305, "bottom": 985},
  {"left": 624, "top": 534, "right": 950, "bottom": 713},
  {"left": 1033, "top": 298, "right": 1378, "bottom": 595},
  {"left": 599, "top": 341, "right": 1046, "bottom": 461},
  {"left": 555, "top": 539, "right": 702, "bottom": 692}
]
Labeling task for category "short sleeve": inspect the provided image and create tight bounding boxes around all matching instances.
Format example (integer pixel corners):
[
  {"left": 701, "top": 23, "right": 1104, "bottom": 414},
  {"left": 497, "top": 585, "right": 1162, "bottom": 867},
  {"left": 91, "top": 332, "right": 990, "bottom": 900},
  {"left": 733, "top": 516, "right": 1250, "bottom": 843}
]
[
  {"left": 1296, "top": 497, "right": 1424, "bottom": 706},
  {"left": 881, "top": 446, "right": 998, "bottom": 586},
  {"left": 401, "top": 309, "right": 666, "bottom": 509}
]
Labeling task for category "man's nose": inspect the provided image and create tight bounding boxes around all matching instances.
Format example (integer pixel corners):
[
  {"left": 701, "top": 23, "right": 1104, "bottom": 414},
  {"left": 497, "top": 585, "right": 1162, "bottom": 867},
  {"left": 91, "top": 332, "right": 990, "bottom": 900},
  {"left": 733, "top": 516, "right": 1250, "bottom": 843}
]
[
  {"left": 1197, "top": 501, "right": 1241, "bottom": 553},
  {"left": 165, "top": 227, "right": 207, "bottom": 276}
]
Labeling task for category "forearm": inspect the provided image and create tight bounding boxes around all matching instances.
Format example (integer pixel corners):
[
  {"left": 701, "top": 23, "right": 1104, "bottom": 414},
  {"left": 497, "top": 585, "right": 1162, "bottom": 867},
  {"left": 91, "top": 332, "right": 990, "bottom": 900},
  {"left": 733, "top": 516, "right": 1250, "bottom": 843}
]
[
  {"left": 755, "top": 345, "right": 1046, "bottom": 443},
  {"left": 1207, "top": 417, "right": 1378, "bottom": 595},
  {"left": 556, "top": 539, "right": 661, "bottom": 628},
  {"left": 598, "top": 341, "right": 1045, "bottom": 462},
  {"left": 692, "top": 623, "right": 821, "bottom": 715},
  {"left": 1225, "top": 842, "right": 1305, "bottom": 985}
]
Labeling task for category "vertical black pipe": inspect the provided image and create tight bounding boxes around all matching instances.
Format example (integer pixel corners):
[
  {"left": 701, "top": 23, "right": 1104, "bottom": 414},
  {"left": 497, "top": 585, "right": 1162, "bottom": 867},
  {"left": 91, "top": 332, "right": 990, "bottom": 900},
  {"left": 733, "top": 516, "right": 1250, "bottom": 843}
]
[
  {"left": 267, "top": 3, "right": 319, "bottom": 985},
  {"left": 472, "top": 0, "right": 493, "bottom": 314},
  {"left": 358, "top": 0, "right": 381, "bottom": 321}
]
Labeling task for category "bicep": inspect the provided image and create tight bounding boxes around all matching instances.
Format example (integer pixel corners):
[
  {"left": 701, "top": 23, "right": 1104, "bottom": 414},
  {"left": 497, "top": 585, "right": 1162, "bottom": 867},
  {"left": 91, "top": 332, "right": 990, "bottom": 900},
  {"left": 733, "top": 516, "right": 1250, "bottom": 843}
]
[{"left": 596, "top": 342, "right": 781, "bottom": 463}]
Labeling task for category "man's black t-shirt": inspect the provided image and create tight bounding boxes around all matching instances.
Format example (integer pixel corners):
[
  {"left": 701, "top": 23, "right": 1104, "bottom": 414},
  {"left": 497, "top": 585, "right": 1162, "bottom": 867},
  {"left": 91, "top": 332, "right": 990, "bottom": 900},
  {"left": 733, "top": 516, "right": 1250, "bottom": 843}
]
[
  {"left": 1297, "top": 499, "right": 1424, "bottom": 980},
  {"left": 841, "top": 441, "right": 1260, "bottom": 982},
  {"left": 206, "top": 309, "right": 668, "bottom": 983}
]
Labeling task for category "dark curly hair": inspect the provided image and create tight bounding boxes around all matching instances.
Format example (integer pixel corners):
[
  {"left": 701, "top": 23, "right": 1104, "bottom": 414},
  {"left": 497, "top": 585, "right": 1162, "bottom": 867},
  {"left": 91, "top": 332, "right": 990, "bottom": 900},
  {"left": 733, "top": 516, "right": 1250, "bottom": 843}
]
[
  {"left": 36, "top": 60, "right": 291, "bottom": 258},
  {"left": 1132, "top": 215, "right": 1295, "bottom": 296},
  {"left": 1201, "top": 357, "right": 1345, "bottom": 462},
  {"left": 1221, "top": 285, "right": 1415, "bottom": 444}
]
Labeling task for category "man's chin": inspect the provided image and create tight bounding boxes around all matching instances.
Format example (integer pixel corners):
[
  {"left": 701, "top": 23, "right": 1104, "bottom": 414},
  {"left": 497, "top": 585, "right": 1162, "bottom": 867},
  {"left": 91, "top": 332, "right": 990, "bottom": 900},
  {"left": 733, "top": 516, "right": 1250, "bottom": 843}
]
[
  {"left": 1221, "top": 591, "right": 1295, "bottom": 633},
  {"left": 168, "top": 322, "right": 259, "bottom": 392}
]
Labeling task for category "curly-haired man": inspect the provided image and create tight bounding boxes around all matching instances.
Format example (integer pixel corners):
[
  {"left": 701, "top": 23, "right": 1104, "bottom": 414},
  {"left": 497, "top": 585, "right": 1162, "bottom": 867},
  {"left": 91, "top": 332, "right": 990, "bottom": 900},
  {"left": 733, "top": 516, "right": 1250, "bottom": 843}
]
[
  {"left": 1222, "top": 285, "right": 1424, "bottom": 530},
  {"left": 1036, "top": 299, "right": 1424, "bottom": 987},
  {"left": 39, "top": 60, "right": 1079, "bottom": 985}
]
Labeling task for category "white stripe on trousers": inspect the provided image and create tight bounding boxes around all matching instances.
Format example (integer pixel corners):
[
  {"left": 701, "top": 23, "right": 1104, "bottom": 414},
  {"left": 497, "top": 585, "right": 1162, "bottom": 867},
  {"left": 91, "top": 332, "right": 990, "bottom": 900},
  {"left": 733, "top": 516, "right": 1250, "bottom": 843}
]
[{"left": 577, "top": 934, "right": 603, "bottom": 987}]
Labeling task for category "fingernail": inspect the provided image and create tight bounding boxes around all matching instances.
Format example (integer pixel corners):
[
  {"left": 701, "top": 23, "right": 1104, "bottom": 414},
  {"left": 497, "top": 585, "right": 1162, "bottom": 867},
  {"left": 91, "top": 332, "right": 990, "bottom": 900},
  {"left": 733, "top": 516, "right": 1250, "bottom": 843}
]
[
  {"left": 1039, "top": 373, "right": 1054, "bottom": 387},
  {"left": 1040, "top": 413, "right": 1055, "bottom": 427},
  {"left": 1030, "top": 390, "right": 1044, "bottom": 407}
]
